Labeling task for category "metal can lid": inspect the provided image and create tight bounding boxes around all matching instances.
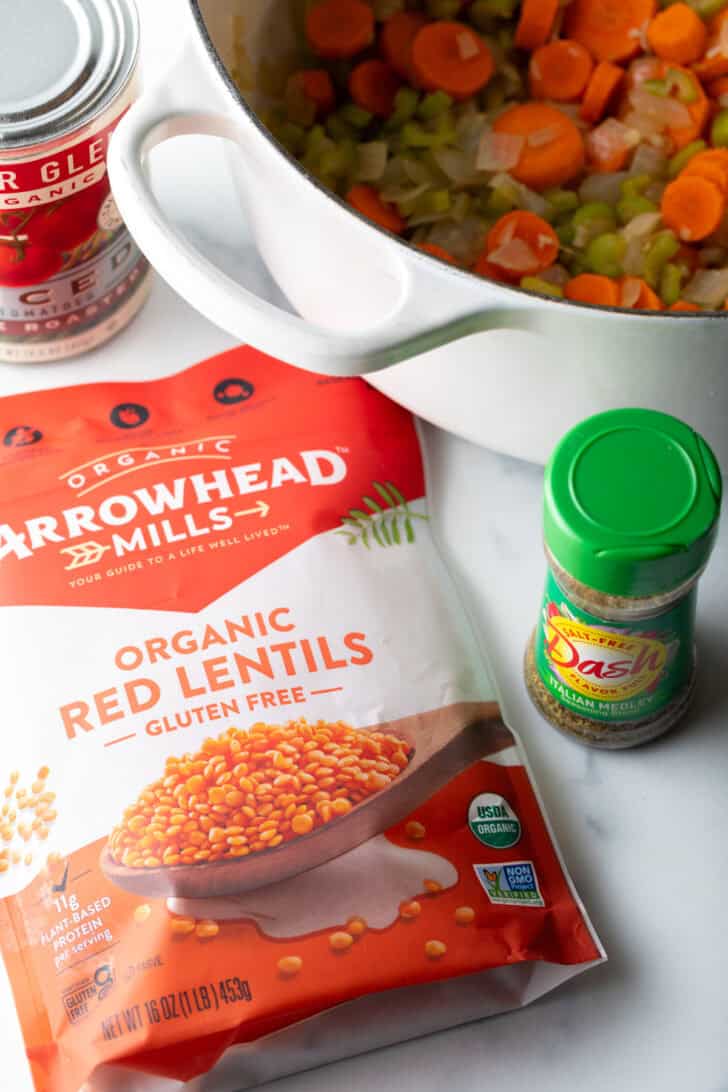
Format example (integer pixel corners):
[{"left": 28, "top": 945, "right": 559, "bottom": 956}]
[
  {"left": 0, "top": 0, "right": 139, "bottom": 150},
  {"left": 543, "top": 408, "right": 723, "bottom": 597}
]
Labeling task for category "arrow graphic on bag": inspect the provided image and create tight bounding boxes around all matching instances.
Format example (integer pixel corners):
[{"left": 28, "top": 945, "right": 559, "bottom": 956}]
[
  {"left": 60, "top": 541, "right": 112, "bottom": 570},
  {"left": 233, "top": 500, "right": 270, "bottom": 520}
]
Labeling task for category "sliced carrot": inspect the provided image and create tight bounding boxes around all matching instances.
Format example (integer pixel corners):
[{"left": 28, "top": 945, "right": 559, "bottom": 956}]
[
  {"left": 493, "top": 103, "right": 585, "bottom": 189},
  {"left": 486, "top": 211, "right": 560, "bottom": 276},
  {"left": 682, "top": 157, "right": 728, "bottom": 195},
  {"left": 291, "top": 70, "right": 336, "bottom": 117},
  {"left": 707, "top": 75, "right": 728, "bottom": 99},
  {"left": 472, "top": 253, "right": 517, "bottom": 283},
  {"left": 670, "top": 299, "right": 701, "bottom": 310},
  {"left": 411, "top": 22, "right": 494, "bottom": 100},
  {"left": 418, "top": 242, "right": 460, "bottom": 264},
  {"left": 347, "top": 184, "right": 405, "bottom": 234},
  {"left": 565, "top": 273, "right": 621, "bottom": 306},
  {"left": 692, "top": 55, "right": 728, "bottom": 82},
  {"left": 380, "top": 11, "right": 427, "bottom": 80},
  {"left": 306, "top": 0, "right": 375, "bottom": 60},
  {"left": 529, "top": 40, "right": 594, "bottom": 102},
  {"left": 654, "top": 61, "right": 709, "bottom": 150},
  {"left": 647, "top": 4, "right": 707, "bottom": 65},
  {"left": 692, "top": 10, "right": 728, "bottom": 80},
  {"left": 349, "top": 60, "right": 401, "bottom": 117},
  {"left": 661, "top": 174, "right": 726, "bottom": 241},
  {"left": 619, "top": 277, "right": 664, "bottom": 310},
  {"left": 564, "top": 0, "right": 657, "bottom": 63},
  {"left": 580, "top": 61, "right": 625, "bottom": 122},
  {"left": 585, "top": 120, "right": 633, "bottom": 172},
  {"left": 682, "top": 148, "right": 728, "bottom": 193},
  {"left": 514, "top": 0, "right": 559, "bottom": 51}
]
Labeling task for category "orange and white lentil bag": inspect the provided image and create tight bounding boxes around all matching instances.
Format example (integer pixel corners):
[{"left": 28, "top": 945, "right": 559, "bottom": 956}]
[{"left": 0, "top": 348, "right": 603, "bottom": 1092}]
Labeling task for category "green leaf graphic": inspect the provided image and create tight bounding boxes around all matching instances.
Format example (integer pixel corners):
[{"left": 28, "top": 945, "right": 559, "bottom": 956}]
[{"left": 337, "top": 481, "right": 428, "bottom": 548}]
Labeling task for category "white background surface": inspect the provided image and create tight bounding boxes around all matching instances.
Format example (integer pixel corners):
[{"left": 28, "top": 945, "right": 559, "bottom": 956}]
[{"left": 1, "top": 2, "right": 727, "bottom": 1090}]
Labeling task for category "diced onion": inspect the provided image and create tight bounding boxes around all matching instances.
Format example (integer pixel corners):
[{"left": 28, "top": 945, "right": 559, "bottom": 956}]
[
  {"left": 457, "top": 31, "right": 480, "bottom": 61},
  {"left": 432, "top": 146, "right": 480, "bottom": 184},
  {"left": 527, "top": 125, "right": 559, "bottom": 148},
  {"left": 629, "top": 142, "right": 667, "bottom": 177},
  {"left": 488, "top": 237, "right": 538, "bottom": 271},
  {"left": 579, "top": 171, "right": 629, "bottom": 205},
  {"left": 586, "top": 118, "right": 640, "bottom": 164},
  {"left": 621, "top": 278, "right": 642, "bottom": 308},
  {"left": 684, "top": 268, "right": 728, "bottom": 306},
  {"left": 355, "top": 142, "right": 388, "bottom": 182},
  {"left": 623, "top": 236, "right": 647, "bottom": 276},
  {"left": 489, "top": 172, "right": 549, "bottom": 216},
  {"left": 426, "top": 217, "right": 486, "bottom": 266},
  {"left": 621, "top": 212, "right": 662, "bottom": 240},
  {"left": 540, "top": 264, "right": 570, "bottom": 286},
  {"left": 628, "top": 88, "right": 692, "bottom": 129},
  {"left": 476, "top": 130, "right": 524, "bottom": 171}
]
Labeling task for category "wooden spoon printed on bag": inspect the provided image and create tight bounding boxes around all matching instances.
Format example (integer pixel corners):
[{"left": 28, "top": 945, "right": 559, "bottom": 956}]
[{"left": 101, "top": 701, "right": 512, "bottom": 899}]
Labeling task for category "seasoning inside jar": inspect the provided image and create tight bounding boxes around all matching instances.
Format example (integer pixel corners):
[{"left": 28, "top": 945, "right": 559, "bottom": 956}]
[{"left": 525, "top": 408, "right": 722, "bottom": 749}]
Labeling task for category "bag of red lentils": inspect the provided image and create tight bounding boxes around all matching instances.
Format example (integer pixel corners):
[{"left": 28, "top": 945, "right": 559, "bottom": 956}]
[{"left": 0, "top": 347, "right": 603, "bottom": 1092}]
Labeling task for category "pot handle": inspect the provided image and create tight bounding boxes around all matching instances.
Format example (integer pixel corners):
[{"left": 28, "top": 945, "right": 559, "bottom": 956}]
[{"left": 109, "top": 53, "right": 529, "bottom": 377}]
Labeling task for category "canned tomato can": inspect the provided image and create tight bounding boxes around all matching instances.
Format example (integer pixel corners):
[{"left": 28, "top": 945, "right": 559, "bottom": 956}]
[{"left": 0, "top": 0, "right": 150, "bottom": 363}]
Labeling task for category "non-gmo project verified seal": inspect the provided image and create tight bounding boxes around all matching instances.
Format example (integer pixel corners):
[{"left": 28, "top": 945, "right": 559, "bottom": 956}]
[{"left": 474, "top": 861, "right": 545, "bottom": 908}]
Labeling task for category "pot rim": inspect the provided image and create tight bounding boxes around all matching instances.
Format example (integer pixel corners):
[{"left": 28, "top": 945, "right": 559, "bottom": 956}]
[{"left": 188, "top": 0, "right": 726, "bottom": 323}]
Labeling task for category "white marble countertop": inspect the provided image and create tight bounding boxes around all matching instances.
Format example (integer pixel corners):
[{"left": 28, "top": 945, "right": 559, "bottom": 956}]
[{"left": 1, "top": 3, "right": 727, "bottom": 1089}]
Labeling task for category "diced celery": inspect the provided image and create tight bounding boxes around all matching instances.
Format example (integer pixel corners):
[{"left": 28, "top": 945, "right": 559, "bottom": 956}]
[
  {"left": 556, "top": 220, "right": 576, "bottom": 247},
  {"left": 275, "top": 122, "right": 306, "bottom": 155},
  {"left": 414, "top": 189, "right": 452, "bottom": 215},
  {"left": 483, "top": 189, "right": 516, "bottom": 216},
  {"left": 418, "top": 91, "right": 453, "bottom": 121},
  {"left": 470, "top": 0, "right": 518, "bottom": 17},
  {"left": 400, "top": 122, "right": 436, "bottom": 148},
  {"left": 585, "top": 233, "right": 627, "bottom": 277},
  {"left": 386, "top": 88, "right": 420, "bottom": 130},
  {"left": 620, "top": 174, "right": 653, "bottom": 199},
  {"left": 467, "top": 0, "right": 497, "bottom": 33},
  {"left": 660, "top": 262, "right": 684, "bottom": 306},
  {"left": 320, "top": 139, "right": 356, "bottom": 178},
  {"left": 426, "top": 0, "right": 462, "bottom": 16},
  {"left": 667, "top": 140, "right": 707, "bottom": 177},
  {"left": 644, "top": 78, "right": 669, "bottom": 97},
  {"left": 339, "top": 104, "right": 373, "bottom": 128},
  {"left": 666, "top": 67, "right": 699, "bottom": 104},
  {"left": 616, "top": 195, "right": 659, "bottom": 223},
  {"left": 711, "top": 109, "right": 728, "bottom": 147},
  {"left": 304, "top": 125, "right": 328, "bottom": 157},
  {"left": 520, "top": 276, "right": 564, "bottom": 298},
  {"left": 573, "top": 202, "right": 617, "bottom": 244},
  {"left": 692, "top": 0, "right": 728, "bottom": 16},
  {"left": 497, "top": 27, "right": 514, "bottom": 52},
  {"left": 545, "top": 188, "right": 580, "bottom": 215},
  {"left": 644, "top": 230, "right": 680, "bottom": 287},
  {"left": 326, "top": 115, "right": 356, "bottom": 141}
]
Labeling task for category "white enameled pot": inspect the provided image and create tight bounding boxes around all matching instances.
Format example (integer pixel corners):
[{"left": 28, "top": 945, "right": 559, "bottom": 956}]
[{"left": 108, "top": 0, "right": 728, "bottom": 465}]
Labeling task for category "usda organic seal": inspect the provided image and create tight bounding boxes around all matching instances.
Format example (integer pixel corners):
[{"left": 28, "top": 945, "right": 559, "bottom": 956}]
[{"left": 468, "top": 793, "right": 521, "bottom": 849}]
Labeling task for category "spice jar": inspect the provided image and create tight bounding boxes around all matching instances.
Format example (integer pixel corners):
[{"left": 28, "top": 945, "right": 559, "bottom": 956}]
[{"left": 525, "top": 408, "right": 722, "bottom": 749}]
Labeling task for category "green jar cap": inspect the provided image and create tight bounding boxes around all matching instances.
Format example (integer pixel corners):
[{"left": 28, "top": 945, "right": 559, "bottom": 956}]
[{"left": 544, "top": 409, "right": 722, "bottom": 597}]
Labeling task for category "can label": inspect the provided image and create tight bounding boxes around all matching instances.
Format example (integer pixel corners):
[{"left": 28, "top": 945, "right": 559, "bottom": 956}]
[
  {"left": 0, "top": 103, "right": 149, "bottom": 362},
  {"left": 534, "top": 570, "right": 695, "bottom": 724}
]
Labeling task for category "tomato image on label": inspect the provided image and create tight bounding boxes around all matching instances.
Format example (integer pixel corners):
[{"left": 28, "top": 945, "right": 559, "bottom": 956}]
[
  {"left": 0, "top": 239, "right": 64, "bottom": 287},
  {"left": 0, "top": 177, "right": 112, "bottom": 256},
  {"left": 543, "top": 610, "right": 668, "bottom": 701}
]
